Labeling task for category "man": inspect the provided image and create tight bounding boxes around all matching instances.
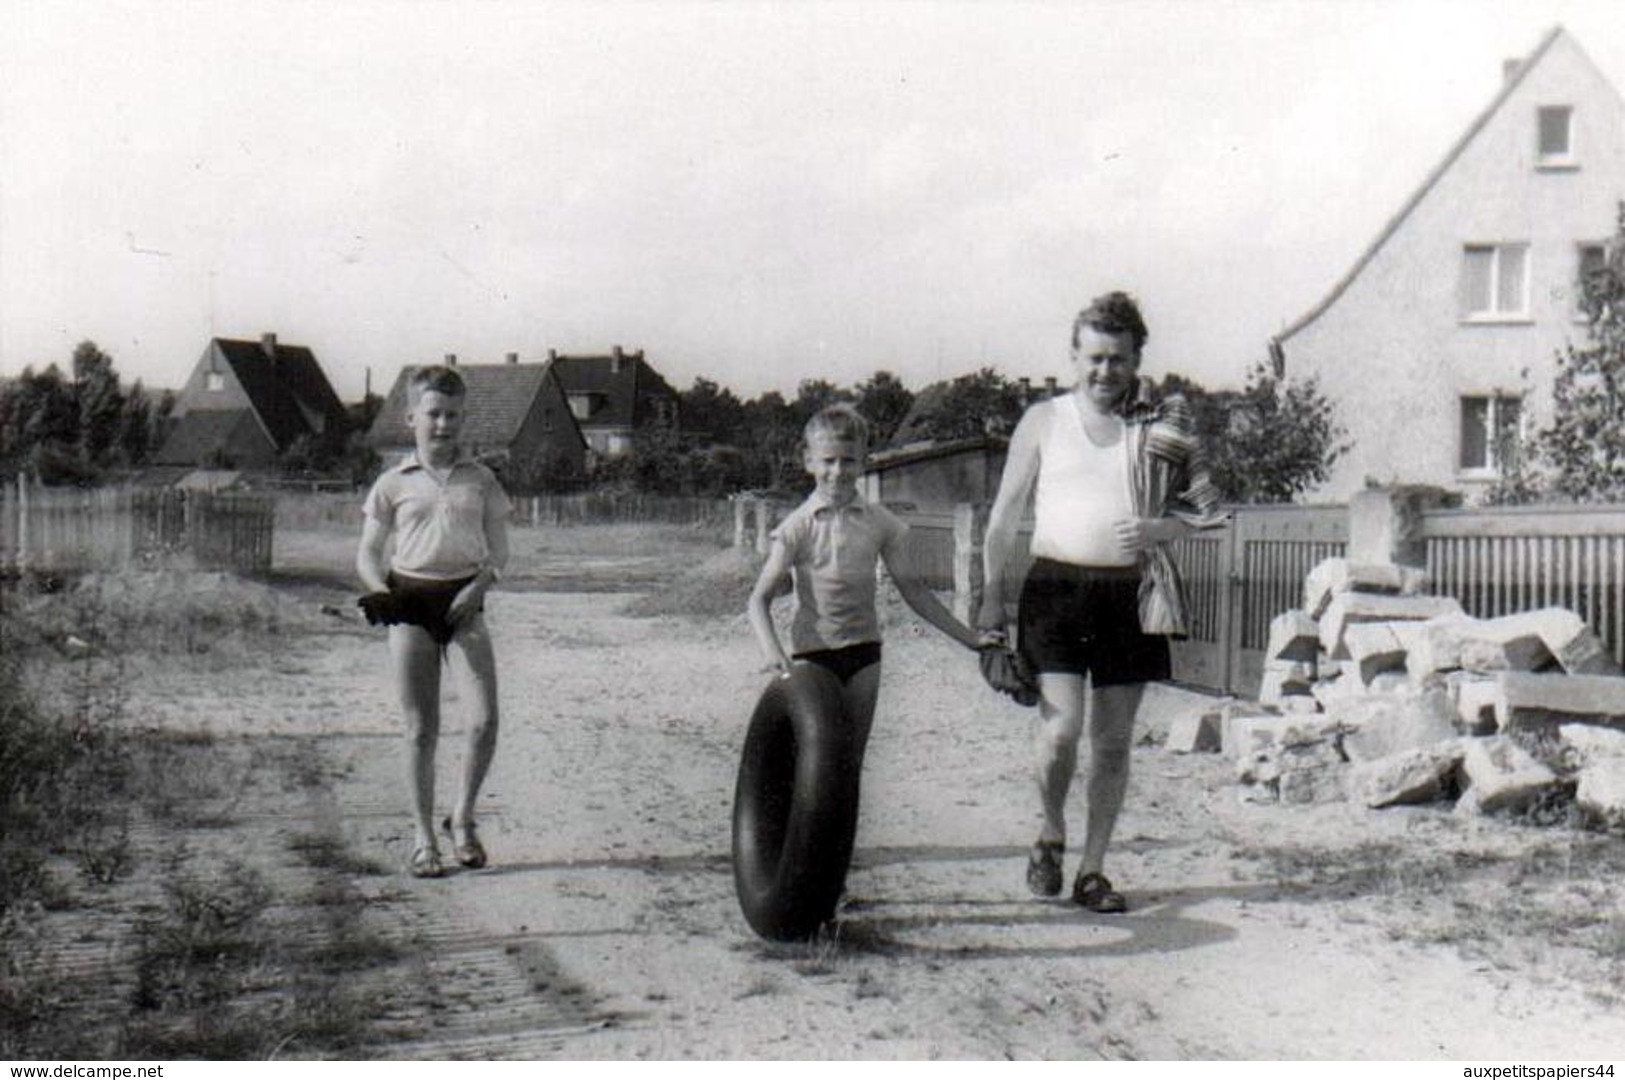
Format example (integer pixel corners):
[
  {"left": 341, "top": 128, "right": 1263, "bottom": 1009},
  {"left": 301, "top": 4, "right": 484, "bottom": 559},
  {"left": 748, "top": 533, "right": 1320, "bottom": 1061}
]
[{"left": 977, "top": 291, "right": 1223, "bottom": 911}]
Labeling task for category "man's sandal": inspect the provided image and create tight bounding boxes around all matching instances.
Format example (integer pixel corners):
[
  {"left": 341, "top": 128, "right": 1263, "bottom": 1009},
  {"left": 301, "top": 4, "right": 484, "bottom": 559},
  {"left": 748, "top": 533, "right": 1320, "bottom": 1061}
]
[
  {"left": 442, "top": 816, "right": 488, "bottom": 870},
  {"left": 409, "top": 845, "right": 446, "bottom": 879},
  {"left": 1026, "top": 840, "right": 1065, "bottom": 898},
  {"left": 1072, "top": 871, "right": 1128, "bottom": 913}
]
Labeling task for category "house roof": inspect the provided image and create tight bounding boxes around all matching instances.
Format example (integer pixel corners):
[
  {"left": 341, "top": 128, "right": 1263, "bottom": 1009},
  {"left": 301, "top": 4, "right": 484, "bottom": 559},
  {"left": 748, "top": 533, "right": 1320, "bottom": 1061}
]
[
  {"left": 1274, "top": 25, "right": 1578, "bottom": 347},
  {"left": 211, "top": 337, "right": 348, "bottom": 448},
  {"left": 366, "top": 361, "right": 583, "bottom": 450},
  {"left": 152, "top": 409, "right": 259, "bottom": 465},
  {"left": 864, "top": 434, "right": 1008, "bottom": 474},
  {"left": 550, "top": 351, "right": 676, "bottom": 430}
]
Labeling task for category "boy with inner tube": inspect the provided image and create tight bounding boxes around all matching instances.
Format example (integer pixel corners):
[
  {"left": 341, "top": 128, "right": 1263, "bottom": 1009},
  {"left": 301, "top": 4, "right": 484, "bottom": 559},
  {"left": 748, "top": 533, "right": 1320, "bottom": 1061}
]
[
  {"left": 748, "top": 405, "right": 981, "bottom": 766},
  {"left": 357, "top": 364, "right": 510, "bottom": 879}
]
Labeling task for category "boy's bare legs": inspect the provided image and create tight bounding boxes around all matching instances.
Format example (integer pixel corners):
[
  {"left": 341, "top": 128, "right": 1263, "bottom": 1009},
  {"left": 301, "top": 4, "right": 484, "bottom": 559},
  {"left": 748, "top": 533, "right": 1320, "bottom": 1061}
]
[
  {"left": 447, "top": 614, "right": 499, "bottom": 835},
  {"left": 390, "top": 624, "right": 444, "bottom": 855},
  {"left": 839, "top": 662, "right": 883, "bottom": 764}
]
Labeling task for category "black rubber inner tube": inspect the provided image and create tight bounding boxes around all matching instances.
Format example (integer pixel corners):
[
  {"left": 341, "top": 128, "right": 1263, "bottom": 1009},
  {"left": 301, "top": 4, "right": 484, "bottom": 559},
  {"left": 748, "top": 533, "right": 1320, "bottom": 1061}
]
[{"left": 731, "top": 664, "right": 861, "bottom": 941}]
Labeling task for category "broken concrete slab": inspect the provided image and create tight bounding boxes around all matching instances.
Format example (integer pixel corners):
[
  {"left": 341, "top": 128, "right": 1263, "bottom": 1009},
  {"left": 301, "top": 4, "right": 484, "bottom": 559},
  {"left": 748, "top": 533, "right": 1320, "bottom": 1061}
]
[
  {"left": 1329, "top": 688, "right": 1459, "bottom": 763},
  {"left": 1259, "top": 659, "right": 1316, "bottom": 704},
  {"left": 1558, "top": 723, "right": 1625, "bottom": 765},
  {"left": 1454, "top": 735, "right": 1559, "bottom": 816},
  {"left": 1576, "top": 758, "right": 1625, "bottom": 827},
  {"left": 1166, "top": 710, "right": 1223, "bottom": 754},
  {"left": 1319, "top": 592, "right": 1464, "bottom": 660},
  {"left": 1492, "top": 672, "right": 1625, "bottom": 732},
  {"left": 1351, "top": 741, "right": 1466, "bottom": 808},
  {"left": 1303, "top": 558, "right": 1430, "bottom": 620},
  {"left": 1266, "top": 609, "right": 1321, "bottom": 663},
  {"left": 1405, "top": 611, "right": 1489, "bottom": 679},
  {"left": 1342, "top": 622, "right": 1410, "bottom": 686},
  {"left": 1223, "top": 712, "right": 1344, "bottom": 762},
  {"left": 1278, "top": 741, "right": 1349, "bottom": 805},
  {"left": 1449, "top": 675, "right": 1500, "bottom": 735}
]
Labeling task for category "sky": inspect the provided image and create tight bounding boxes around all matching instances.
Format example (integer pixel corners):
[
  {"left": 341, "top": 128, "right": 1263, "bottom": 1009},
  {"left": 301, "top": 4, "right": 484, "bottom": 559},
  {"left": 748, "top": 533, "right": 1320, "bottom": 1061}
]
[{"left": 2, "top": 0, "right": 1622, "bottom": 404}]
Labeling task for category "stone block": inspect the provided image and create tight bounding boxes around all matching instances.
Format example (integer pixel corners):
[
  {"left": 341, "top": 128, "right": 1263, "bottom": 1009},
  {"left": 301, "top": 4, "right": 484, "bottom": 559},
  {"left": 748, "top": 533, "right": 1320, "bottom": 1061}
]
[
  {"left": 1454, "top": 735, "right": 1559, "bottom": 815},
  {"left": 1456, "top": 610, "right": 1565, "bottom": 674},
  {"left": 1223, "top": 712, "right": 1343, "bottom": 762},
  {"left": 1405, "top": 612, "right": 1486, "bottom": 679},
  {"left": 1492, "top": 672, "right": 1625, "bottom": 732},
  {"left": 1319, "top": 593, "right": 1464, "bottom": 660},
  {"left": 1303, "top": 558, "right": 1430, "bottom": 620},
  {"left": 1277, "top": 741, "right": 1349, "bottom": 805},
  {"left": 1351, "top": 741, "right": 1466, "bottom": 808},
  {"left": 1576, "top": 758, "right": 1625, "bottom": 826},
  {"left": 1558, "top": 723, "right": 1625, "bottom": 765},
  {"left": 1528, "top": 609, "right": 1623, "bottom": 676},
  {"left": 1266, "top": 609, "right": 1321, "bottom": 663},
  {"left": 1330, "top": 687, "right": 1458, "bottom": 763},
  {"left": 1279, "top": 695, "right": 1323, "bottom": 714},
  {"left": 1166, "top": 710, "right": 1222, "bottom": 754},
  {"left": 1342, "top": 622, "right": 1410, "bottom": 686},
  {"left": 1449, "top": 675, "right": 1500, "bottom": 735},
  {"left": 1259, "top": 659, "right": 1316, "bottom": 704}
]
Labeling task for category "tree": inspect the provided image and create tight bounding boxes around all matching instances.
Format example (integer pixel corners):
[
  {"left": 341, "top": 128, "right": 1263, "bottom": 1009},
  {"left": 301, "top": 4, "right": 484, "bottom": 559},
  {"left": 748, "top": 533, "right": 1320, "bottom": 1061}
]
[
  {"left": 1154, "top": 364, "right": 1349, "bottom": 504},
  {"left": 854, "top": 370, "right": 914, "bottom": 446},
  {"left": 1495, "top": 202, "right": 1625, "bottom": 503},
  {"left": 678, "top": 377, "right": 746, "bottom": 443},
  {"left": 890, "top": 368, "right": 1026, "bottom": 445},
  {"left": 73, "top": 341, "right": 124, "bottom": 466}
]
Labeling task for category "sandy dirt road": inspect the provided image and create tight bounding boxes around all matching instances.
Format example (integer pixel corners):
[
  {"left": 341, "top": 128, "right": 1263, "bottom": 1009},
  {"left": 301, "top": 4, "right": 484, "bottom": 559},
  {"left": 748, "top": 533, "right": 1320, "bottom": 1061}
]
[{"left": 125, "top": 570, "right": 1625, "bottom": 1061}]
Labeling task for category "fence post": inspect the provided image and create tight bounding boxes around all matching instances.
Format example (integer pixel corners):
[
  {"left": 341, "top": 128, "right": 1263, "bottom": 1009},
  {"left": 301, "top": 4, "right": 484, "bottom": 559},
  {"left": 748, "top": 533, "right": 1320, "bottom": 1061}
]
[
  {"left": 733, "top": 497, "right": 749, "bottom": 549},
  {"left": 1348, "top": 485, "right": 1454, "bottom": 568},
  {"left": 753, "top": 498, "right": 774, "bottom": 554},
  {"left": 952, "top": 502, "right": 988, "bottom": 624},
  {"left": 17, "top": 474, "right": 30, "bottom": 574}
]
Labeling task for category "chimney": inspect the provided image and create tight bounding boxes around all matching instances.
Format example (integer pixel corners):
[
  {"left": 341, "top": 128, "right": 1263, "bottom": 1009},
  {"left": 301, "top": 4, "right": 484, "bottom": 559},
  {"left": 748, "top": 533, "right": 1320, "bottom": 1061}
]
[
  {"left": 547, "top": 348, "right": 558, "bottom": 362},
  {"left": 444, "top": 353, "right": 457, "bottom": 367},
  {"left": 1502, "top": 58, "right": 1521, "bottom": 84},
  {"left": 261, "top": 332, "right": 277, "bottom": 358},
  {"left": 611, "top": 345, "right": 624, "bottom": 375},
  {"left": 506, "top": 352, "right": 519, "bottom": 364},
  {"left": 1044, "top": 376, "right": 1058, "bottom": 397}
]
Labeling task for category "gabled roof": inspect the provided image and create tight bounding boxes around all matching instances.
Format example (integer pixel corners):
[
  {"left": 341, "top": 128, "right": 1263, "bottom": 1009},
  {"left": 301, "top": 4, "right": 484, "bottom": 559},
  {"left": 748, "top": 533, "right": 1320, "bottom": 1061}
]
[
  {"left": 209, "top": 337, "right": 348, "bottom": 448},
  {"left": 152, "top": 409, "right": 259, "bottom": 465},
  {"left": 367, "top": 361, "right": 583, "bottom": 449},
  {"left": 550, "top": 351, "right": 677, "bottom": 429},
  {"left": 864, "top": 433, "right": 1008, "bottom": 474},
  {"left": 1275, "top": 25, "right": 1587, "bottom": 346}
]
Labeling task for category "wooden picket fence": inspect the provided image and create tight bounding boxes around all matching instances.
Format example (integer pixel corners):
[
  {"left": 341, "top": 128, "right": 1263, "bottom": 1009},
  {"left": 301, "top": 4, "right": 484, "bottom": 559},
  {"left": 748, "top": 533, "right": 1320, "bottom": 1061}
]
[{"left": 0, "top": 480, "right": 275, "bottom": 575}]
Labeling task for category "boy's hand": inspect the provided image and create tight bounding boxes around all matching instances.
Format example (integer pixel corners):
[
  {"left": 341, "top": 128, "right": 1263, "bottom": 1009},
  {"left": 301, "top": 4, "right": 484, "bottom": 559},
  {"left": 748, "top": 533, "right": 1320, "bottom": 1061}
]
[{"left": 357, "top": 591, "right": 406, "bottom": 626}]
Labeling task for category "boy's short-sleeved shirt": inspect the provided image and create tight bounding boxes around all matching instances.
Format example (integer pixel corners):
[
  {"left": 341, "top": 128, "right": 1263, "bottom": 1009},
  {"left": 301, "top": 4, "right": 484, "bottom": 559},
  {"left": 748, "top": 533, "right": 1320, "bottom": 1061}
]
[
  {"left": 362, "top": 454, "right": 510, "bottom": 580},
  {"left": 772, "top": 491, "right": 909, "bottom": 654}
]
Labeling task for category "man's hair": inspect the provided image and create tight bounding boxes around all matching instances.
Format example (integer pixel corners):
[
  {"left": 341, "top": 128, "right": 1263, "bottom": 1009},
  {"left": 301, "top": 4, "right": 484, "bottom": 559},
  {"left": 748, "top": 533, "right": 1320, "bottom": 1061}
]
[
  {"left": 408, "top": 365, "right": 467, "bottom": 402},
  {"left": 1071, "top": 291, "right": 1148, "bottom": 352},
  {"left": 803, "top": 404, "right": 870, "bottom": 449}
]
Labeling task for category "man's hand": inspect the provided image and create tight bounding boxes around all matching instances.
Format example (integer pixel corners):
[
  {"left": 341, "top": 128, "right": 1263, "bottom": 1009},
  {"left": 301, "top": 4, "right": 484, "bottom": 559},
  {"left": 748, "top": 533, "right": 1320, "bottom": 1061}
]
[
  {"left": 1114, "top": 517, "right": 1185, "bottom": 552},
  {"left": 978, "top": 644, "right": 1039, "bottom": 707}
]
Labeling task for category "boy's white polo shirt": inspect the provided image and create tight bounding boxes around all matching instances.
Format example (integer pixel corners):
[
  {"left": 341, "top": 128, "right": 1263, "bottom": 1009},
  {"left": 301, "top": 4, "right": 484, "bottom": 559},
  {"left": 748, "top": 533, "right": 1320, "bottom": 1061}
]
[
  {"left": 772, "top": 490, "right": 908, "bottom": 654},
  {"left": 362, "top": 453, "right": 510, "bottom": 580}
]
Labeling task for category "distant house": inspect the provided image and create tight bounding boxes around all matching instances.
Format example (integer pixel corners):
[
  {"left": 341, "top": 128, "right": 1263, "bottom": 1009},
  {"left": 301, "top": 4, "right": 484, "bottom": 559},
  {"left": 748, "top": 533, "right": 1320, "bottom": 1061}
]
[
  {"left": 547, "top": 346, "right": 679, "bottom": 460},
  {"left": 152, "top": 333, "right": 349, "bottom": 469},
  {"left": 366, "top": 354, "right": 587, "bottom": 494},
  {"left": 1273, "top": 26, "right": 1625, "bottom": 499}
]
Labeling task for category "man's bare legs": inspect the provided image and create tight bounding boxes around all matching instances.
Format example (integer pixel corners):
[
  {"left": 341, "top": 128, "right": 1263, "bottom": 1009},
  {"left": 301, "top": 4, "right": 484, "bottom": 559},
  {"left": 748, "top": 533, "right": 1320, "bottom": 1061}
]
[{"left": 1033, "top": 673, "right": 1144, "bottom": 893}]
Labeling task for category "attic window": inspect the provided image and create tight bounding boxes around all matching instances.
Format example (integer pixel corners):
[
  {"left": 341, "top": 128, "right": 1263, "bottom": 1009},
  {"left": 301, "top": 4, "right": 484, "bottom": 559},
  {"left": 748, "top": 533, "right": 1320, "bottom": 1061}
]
[
  {"left": 1536, "top": 106, "right": 1575, "bottom": 168},
  {"left": 205, "top": 372, "right": 225, "bottom": 392}
]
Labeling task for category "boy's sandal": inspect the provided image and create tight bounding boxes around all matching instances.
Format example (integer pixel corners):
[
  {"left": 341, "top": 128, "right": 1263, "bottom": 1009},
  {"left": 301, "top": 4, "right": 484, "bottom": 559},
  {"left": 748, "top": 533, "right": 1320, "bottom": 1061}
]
[
  {"left": 1072, "top": 871, "right": 1127, "bottom": 914},
  {"left": 442, "top": 816, "right": 488, "bottom": 870},
  {"left": 409, "top": 845, "right": 446, "bottom": 879}
]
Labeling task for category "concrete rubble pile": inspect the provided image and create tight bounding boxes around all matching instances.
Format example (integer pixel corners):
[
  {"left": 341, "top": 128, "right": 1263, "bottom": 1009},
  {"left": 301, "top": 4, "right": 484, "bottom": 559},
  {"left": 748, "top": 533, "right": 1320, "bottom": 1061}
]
[{"left": 1165, "top": 554, "right": 1625, "bottom": 829}]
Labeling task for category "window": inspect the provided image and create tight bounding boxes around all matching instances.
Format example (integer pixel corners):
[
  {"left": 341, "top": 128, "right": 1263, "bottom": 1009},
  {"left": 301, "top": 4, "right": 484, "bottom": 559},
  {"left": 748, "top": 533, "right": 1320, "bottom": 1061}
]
[
  {"left": 205, "top": 371, "right": 225, "bottom": 391},
  {"left": 1537, "top": 105, "right": 1574, "bottom": 166},
  {"left": 1460, "top": 395, "right": 1522, "bottom": 475},
  {"left": 1576, "top": 243, "right": 1608, "bottom": 315},
  {"left": 1460, "top": 243, "right": 1529, "bottom": 319}
]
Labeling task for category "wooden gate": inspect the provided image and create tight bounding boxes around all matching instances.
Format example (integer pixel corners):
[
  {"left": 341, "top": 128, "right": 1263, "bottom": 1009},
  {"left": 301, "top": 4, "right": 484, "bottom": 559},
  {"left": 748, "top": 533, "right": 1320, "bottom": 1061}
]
[{"left": 1170, "top": 505, "right": 1347, "bottom": 696}]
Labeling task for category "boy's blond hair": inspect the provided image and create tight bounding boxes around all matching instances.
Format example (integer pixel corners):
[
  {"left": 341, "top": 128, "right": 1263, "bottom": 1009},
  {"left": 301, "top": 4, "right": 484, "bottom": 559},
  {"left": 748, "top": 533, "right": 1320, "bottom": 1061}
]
[
  {"left": 408, "top": 365, "right": 467, "bottom": 403},
  {"left": 803, "top": 404, "right": 870, "bottom": 450}
]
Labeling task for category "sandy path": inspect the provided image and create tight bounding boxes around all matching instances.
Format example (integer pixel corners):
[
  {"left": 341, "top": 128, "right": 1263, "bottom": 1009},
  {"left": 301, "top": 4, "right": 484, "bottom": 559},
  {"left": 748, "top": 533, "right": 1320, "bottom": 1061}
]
[{"left": 128, "top": 586, "right": 1625, "bottom": 1060}]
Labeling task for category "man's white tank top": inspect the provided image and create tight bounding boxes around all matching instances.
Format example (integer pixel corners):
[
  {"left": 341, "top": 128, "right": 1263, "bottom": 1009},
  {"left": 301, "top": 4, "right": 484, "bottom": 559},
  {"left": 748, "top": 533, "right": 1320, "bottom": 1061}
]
[{"left": 1029, "top": 395, "right": 1137, "bottom": 567}]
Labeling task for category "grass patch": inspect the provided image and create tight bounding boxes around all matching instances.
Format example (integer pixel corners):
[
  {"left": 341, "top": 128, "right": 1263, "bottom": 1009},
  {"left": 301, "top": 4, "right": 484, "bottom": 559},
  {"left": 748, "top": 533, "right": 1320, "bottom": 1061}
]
[{"left": 621, "top": 545, "right": 763, "bottom": 619}]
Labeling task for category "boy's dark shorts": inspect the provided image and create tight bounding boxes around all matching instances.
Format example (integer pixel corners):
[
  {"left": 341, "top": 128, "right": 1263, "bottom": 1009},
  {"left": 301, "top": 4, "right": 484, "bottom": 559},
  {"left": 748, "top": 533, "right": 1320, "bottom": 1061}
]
[
  {"left": 794, "top": 641, "right": 882, "bottom": 685},
  {"left": 1017, "top": 559, "right": 1170, "bottom": 687},
  {"left": 387, "top": 571, "right": 481, "bottom": 646}
]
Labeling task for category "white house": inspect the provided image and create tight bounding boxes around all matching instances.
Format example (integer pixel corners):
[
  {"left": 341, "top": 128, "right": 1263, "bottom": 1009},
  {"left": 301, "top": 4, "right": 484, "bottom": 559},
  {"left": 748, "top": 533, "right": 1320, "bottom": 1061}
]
[{"left": 1273, "top": 26, "right": 1625, "bottom": 500}]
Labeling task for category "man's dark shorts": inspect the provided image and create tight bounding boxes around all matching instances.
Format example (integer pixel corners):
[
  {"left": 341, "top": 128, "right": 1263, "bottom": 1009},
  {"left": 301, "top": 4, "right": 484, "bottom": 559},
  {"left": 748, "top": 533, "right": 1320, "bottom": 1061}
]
[
  {"left": 1017, "top": 559, "right": 1170, "bottom": 687},
  {"left": 387, "top": 571, "right": 481, "bottom": 646}
]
